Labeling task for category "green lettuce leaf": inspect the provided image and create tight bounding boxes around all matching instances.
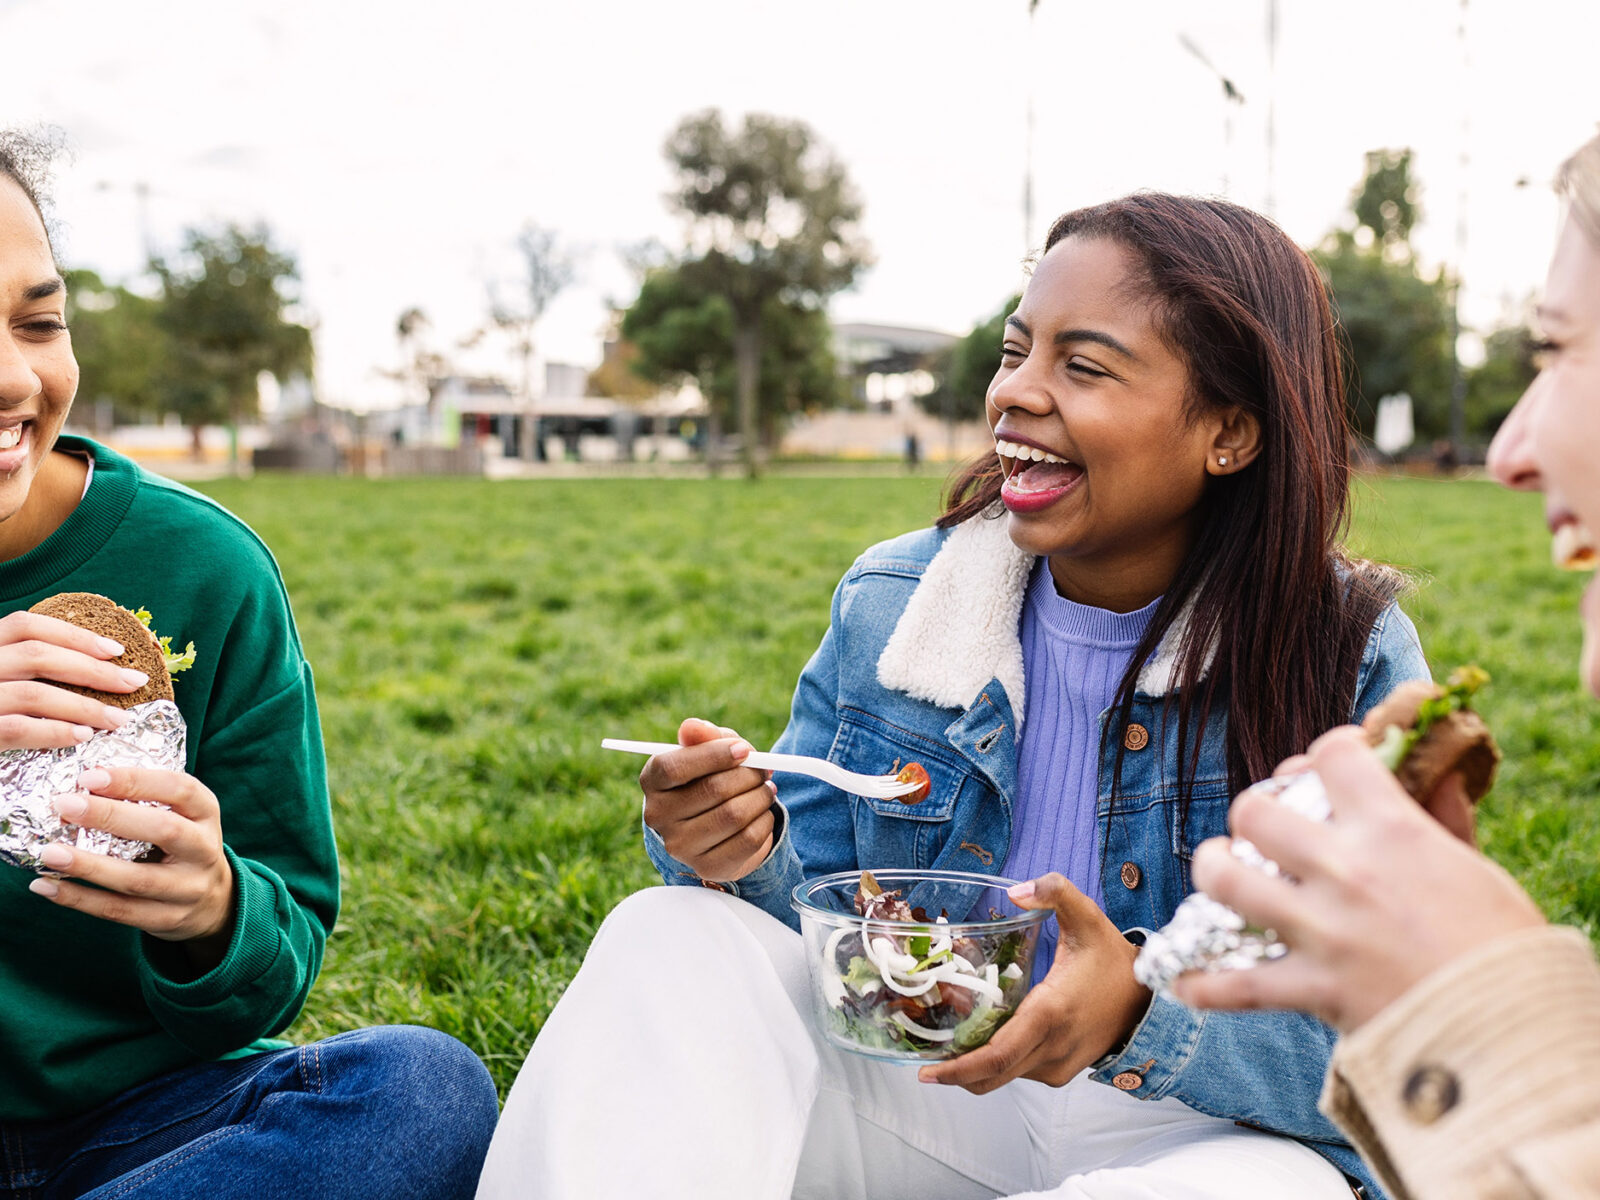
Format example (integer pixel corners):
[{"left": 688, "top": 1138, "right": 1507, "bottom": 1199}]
[{"left": 133, "top": 607, "right": 197, "bottom": 676}]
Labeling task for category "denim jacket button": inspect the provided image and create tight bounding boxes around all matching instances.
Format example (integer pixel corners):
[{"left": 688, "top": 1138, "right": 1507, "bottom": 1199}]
[
  {"left": 1111, "top": 1059, "right": 1154, "bottom": 1091},
  {"left": 1123, "top": 723, "right": 1150, "bottom": 751},
  {"left": 1119, "top": 862, "right": 1142, "bottom": 889}
]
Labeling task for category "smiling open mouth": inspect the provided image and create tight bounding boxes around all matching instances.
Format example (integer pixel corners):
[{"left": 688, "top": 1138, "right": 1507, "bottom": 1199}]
[
  {"left": 994, "top": 438, "right": 1082, "bottom": 495},
  {"left": 0, "top": 425, "right": 24, "bottom": 451},
  {"left": 1554, "top": 522, "right": 1598, "bottom": 571}
]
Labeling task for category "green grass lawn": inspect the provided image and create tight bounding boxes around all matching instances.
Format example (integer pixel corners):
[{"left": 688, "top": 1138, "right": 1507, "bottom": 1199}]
[{"left": 192, "top": 470, "right": 1600, "bottom": 1096}]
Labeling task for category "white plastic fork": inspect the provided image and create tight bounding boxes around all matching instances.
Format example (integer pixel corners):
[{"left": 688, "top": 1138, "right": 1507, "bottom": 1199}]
[{"left": 600, "top": 738, "right": 922, "bottom": 800}]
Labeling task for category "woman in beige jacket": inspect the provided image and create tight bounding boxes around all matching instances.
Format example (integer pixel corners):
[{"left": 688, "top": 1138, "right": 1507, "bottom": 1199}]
[{"left": 1173, "top": 130, "right": 1600, "bottom": 1200}]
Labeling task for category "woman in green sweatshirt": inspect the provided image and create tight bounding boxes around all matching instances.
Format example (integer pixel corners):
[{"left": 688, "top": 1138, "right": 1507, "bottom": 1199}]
[{"left": 0, "top": 132, "right": 497, "bottom": 1198}]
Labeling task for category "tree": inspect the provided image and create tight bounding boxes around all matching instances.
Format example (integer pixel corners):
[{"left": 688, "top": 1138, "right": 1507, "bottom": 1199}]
[
  {"left": 663, "top": 109, "right": 872, "bottom": 476},
  {"left": 586, "top": 330, "right": 662, "bottom": 403},
  {"left": 490, "top": 223, "right": 575, "bottom": 404},
  {"left": 152, "top": 225, "right": 314, "bottom": 457},
  {"left": 619, "top": 262, "right": 844, "bottom": 456},
  {"left": 63, "top": 269, "right": 171, "bottom": 427},
  {"left": 1351, "top": 148, "right": 1420, "bottom": 255},
  {"left": 1313, "top": 150, "right": 1454, "bottom": 439},
  {"left": 1465, "top": 322, "right": 1539, "bottom": 436},
  {"left": 388, "top": 306, "right": 450, "bottom": 411},
  {"left": 924, "top": 295, "right": 1019, "bottom": 422}
]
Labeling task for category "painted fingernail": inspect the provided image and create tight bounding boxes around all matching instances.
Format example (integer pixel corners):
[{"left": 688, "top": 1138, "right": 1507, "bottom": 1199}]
[
  {"left": 71, "top": 724, "right": 95, "bottom": 743},
  {"left": 38, "top": 844, "right": 72, "bottom": 869},
  {"left": 1007, "top": 880, "right": 1036, "bottom": 901},
  {"left": 102, "top": 707, "right": 130, "bottom": 728},
  {"left": 767, "top": 780, "right": 779, "bottom": 798},
  {"left": 78, "top": 768, "right": 110, "bottom": 790},
  {"left": 29, "top": 877, "right": 59, "bottom": 898},
  {"left": 54, "top": 793, "right": 87, "bottom": 820},
  {"left": 730, "top": 740, "right": 753, "bottom": 760},
  {"left": 118, "top": 669, "right": 149, "bottom": 688},
  {"left": 96, "top": 637, "right": 125, "bottom": 657}
]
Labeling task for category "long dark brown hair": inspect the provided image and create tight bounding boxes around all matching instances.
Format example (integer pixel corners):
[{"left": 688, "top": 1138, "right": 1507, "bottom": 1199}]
[{"left": 941, "top": 192, "right": 1403, "bottom": 827}]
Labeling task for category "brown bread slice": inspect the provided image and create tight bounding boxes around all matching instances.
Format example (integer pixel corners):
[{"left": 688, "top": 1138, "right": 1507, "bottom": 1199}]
[
  {"left": 1360, "top": 679, "right": 1501, "bottom": 804},
  {"left": 28, "top": 592, "right": 173, "bottom": 707}
]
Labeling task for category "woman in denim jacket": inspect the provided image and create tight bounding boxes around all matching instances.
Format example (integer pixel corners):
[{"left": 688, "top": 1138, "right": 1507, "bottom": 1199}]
[{"left": 478, "top": 195, "right": 1428, "bottom": 1200}]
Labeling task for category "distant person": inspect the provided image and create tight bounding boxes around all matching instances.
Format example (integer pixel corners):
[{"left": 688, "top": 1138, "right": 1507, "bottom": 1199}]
[
  {"left": 477, "top": 193, "right": 1430, "bottom": 1198},
  {"left": 0, "top": 131, "right": 497, "bottom": 1198},
  {"left": 905, "top": 428, "right": 921, "bottom": 470},
  {"left": 1175, "top": 130, "right": 1600, "bottom": 1200}
]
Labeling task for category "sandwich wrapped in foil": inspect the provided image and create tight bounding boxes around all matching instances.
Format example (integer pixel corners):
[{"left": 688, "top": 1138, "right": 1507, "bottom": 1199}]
[
  {"left": 1133, "top": 769, "right": 1330, "bottom": 993},
  {"left": 0, "top": 700, "right": 187, "bottom": 872}
]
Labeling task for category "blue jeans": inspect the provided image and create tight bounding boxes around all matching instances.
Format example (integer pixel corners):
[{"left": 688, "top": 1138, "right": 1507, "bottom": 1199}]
[{"left": 0, "top": 1025, "right": 499, "bottom": 1199}]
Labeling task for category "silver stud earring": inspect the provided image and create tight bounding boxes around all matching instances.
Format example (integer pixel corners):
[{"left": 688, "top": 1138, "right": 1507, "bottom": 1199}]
[{"left": 1218, "top": 456, "right": 1229, "bottom": 467}]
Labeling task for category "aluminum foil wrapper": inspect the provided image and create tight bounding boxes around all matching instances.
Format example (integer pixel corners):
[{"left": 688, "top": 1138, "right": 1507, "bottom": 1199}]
[
  {"left": 0, "top": 699, "right": 187, "bottom": 873},
  {"left": 1134, "top": 769, "right": 1330, "bottom": 993}
]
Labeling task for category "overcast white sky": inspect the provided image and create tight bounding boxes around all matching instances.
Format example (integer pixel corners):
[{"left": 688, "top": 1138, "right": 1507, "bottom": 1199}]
[{"left": 3, "top": 0, "right": 1597, "bottom": 410}]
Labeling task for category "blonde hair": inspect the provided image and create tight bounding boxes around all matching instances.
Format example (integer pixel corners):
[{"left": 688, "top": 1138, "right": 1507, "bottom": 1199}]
[{"left": 1558, "top": 130, "right": 1600, "bottom": 243}]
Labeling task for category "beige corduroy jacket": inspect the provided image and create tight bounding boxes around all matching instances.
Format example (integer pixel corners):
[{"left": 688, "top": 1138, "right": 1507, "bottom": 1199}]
[{"left": 1321, "top": 925, "right": 1600, "bottom": 1198}]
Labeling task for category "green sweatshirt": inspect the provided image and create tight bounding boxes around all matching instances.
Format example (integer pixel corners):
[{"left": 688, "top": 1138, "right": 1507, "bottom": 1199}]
[{"left": 0, "top": 437, "right": 337, "bottom": 1122}]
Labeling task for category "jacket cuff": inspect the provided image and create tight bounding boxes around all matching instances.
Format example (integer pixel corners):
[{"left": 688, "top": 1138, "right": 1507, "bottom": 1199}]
[
  {"left": 643, "top": 802, "right": 804, "bottom": 928},
  {"left": 1087, "top": 988, "right": 1203, "bottom": 1099},
  {"left": 1323, "top": 925, "right": 1600, "bottom": 1200}
]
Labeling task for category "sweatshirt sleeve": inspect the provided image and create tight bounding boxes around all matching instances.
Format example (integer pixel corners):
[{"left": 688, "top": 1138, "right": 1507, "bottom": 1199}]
[
  {"left": 1322, "top": 926, "right": 1600, "bottom": 1200},
  {"left": 136, "top": 658, "right": 337, "bottom": 1058}
]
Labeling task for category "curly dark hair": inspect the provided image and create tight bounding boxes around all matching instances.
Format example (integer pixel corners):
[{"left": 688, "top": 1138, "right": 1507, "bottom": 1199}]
[{"left": 0, "top": 126, "right": 67, "bottom": 255}]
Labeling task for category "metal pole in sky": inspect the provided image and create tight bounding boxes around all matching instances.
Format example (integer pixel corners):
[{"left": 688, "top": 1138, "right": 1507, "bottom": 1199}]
[
  {"left": 1448, "top": 0, "right": 1470, "bottom": 454},
  {"left": 1265, "top": 0, "right": 1279, "bottom": 218},
  {"left": 1024, "top": 0, "right": 1038, "bottom": 255},
  {"left": 1178, "top": 34, "right": 1246, "bottom": 197}
]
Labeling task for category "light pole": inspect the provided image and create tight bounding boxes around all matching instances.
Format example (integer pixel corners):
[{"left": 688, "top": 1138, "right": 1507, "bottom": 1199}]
[
  {"left": 1024, "top": 0, "right": 1039, "bottom": 255},
  {"left": 1178, "top": 34, "right": 1246, "bottom": 196},
  {"left": 1447, "top": 0, "right": 1470, "bottom": 458},
  {"left": 93, "top": 178, "right": 155, "bottom": 264},
  {"left": 1265, "top": 0, "right": 1278, "bottom": 218}
]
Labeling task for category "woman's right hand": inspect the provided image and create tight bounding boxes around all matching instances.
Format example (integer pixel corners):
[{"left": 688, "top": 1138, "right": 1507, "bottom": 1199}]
[
  {"left": 0, "top": 611, "right": 149, "bottom": 749},
  {"left": 1173, "top": 726, "right": 1545, "bottom": 1032},
  {"left": 640, "top": 717, "right": 777, "bottom": 883}
]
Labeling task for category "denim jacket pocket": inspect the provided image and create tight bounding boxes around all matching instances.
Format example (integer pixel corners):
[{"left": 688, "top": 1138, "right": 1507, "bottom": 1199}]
[
  {"left": 1102, "top": 778, "right": 1232, "bottom": 929},
  {"left": 831, "top": 712, "right": 974, "bottom": 870},
  {"left": 1166, "top": 784, "right": 1234, "bottom": 863}
]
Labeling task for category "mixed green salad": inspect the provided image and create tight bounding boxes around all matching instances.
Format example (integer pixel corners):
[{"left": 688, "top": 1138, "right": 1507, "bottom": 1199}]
[{"left": 818, "top": 871, "right": 1032, "bottom": 1059}]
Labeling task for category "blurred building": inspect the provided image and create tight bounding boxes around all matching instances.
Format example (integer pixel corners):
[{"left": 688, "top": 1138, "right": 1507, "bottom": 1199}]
[{"left": 833, "top": 322, "right": 956, "bottom": 414}]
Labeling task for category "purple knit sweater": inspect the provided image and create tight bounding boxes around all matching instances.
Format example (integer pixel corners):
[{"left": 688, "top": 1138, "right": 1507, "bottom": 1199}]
[{"left": 972, "top": 560, "right": 1157, "bottom": 981}]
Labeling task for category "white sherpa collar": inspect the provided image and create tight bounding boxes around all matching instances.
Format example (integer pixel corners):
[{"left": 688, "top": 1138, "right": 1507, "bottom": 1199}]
[{"left": 875, "top": 511, "right": 1200, "bottom": 731}]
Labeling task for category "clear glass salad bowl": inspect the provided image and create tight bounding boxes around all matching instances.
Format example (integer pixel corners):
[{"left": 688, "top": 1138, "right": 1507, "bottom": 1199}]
[{"left": 792, "top": 868, "right": 1049, "bottom": 1063}]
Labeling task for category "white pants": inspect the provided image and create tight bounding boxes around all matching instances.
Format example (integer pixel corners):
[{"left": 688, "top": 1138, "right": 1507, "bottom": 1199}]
[{"left": 476, "top": 888, "right": 1352, "bottom": 1200}]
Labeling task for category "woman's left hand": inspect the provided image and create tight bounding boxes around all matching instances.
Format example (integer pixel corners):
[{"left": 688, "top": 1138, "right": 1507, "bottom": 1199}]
[
  {"left": 917, "top": 872, "right": 1150, "bottom": 1094},
  {"left": 28, "top": 765, "right": 236, "bottom": 971}
]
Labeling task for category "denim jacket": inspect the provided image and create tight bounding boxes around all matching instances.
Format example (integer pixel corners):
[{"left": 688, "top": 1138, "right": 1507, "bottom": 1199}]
[{"left": 645, "top": 514, "right": 1428, "bottom": 1193}]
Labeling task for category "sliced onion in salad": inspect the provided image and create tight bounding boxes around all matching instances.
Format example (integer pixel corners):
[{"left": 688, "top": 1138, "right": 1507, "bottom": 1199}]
[{"left": 816, "top": 872, "right": 1035, "bottom": 1058}]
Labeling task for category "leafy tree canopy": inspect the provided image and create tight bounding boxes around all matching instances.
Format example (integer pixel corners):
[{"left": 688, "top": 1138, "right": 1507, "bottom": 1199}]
[
  {"left": 63, "top": 269, "right": 170, "bottom": 424},
  {"left": 658, "top": 108, "right": 871, "bottom": 472},
  {"left": 1314, "top": 149, "right": 1454, "bottom": 439},
  {"left": 1351, "top": 148, "right": 1421, "bottom": 256},
  {"left": 151, "top": 224, "right": 313, "bottom": 433},
  {"left": 621, "top": 263, "right": 843, "bottom": 436},
  {"left": 924, "top": 294, "right": 1020, "bottom": 421},
  {"left": 1465, "top": 321, "right": 1539, "bottom": 436}
]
